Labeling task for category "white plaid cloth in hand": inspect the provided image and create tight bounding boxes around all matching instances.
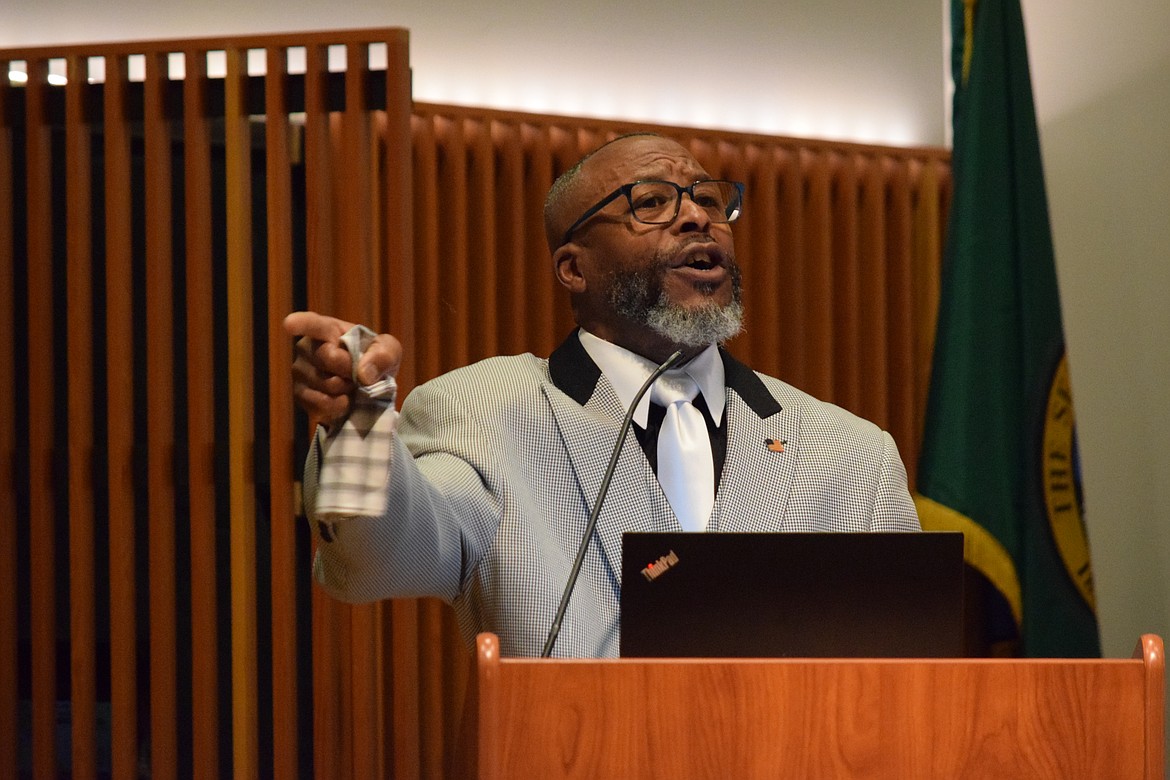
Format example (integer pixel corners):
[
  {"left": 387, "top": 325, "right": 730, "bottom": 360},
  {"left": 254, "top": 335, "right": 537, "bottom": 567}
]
[{"left": 314, "top": 325, "right": 398, "bottom": 518}]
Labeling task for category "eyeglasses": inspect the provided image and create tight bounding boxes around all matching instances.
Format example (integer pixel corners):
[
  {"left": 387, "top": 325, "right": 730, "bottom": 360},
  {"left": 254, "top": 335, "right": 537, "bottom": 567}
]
[{"left": 560, "top": 179, "right": 745, "bottom": 246}]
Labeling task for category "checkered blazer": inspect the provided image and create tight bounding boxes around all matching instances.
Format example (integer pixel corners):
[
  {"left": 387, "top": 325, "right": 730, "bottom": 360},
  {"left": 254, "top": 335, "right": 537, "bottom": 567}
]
[{"left": 304, "top": 332, "right": 920, "bottom": 658}]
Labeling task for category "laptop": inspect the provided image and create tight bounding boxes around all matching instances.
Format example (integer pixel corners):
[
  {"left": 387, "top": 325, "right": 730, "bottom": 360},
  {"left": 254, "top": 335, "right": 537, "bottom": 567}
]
[{"left": 620, "top": 531, "right": 964, "bottom": 658}]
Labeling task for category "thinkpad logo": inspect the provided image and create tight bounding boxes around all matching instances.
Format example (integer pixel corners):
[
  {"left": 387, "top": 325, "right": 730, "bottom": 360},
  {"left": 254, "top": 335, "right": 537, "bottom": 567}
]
[{"left": 641, "top": 550, "right": 680, "bottom": 582}]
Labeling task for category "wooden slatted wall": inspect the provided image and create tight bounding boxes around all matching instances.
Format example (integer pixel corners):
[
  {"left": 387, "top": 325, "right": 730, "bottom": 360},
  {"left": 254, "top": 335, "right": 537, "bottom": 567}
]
[
  {"left": 0, "top": 28, "right": 414, "bottom": 779},
  {"left": 1, "top": 29, "right": 950, "bottom": 779}
]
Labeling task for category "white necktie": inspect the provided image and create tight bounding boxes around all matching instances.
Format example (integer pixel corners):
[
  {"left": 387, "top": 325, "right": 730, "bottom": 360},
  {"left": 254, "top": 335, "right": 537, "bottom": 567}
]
[{"left": 651, "top": 373, "right": 714, "bottom": 532}]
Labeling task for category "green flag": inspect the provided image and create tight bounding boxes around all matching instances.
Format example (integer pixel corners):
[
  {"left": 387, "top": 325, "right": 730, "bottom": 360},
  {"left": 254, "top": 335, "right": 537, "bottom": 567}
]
[{"left": 915, "top": 0, "right": 1100, "bottom": 656}]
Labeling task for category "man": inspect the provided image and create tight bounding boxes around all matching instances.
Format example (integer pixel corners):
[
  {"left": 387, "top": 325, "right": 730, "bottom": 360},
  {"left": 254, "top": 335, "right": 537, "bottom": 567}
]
[{"left": 286, "top": 133, "right": 920, "bottom": 658}]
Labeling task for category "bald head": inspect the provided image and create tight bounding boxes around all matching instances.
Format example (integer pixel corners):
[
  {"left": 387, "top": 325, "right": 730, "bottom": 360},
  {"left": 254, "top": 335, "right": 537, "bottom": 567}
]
[{"left": 543, "top": 132, "right": 669, "bottom": 252}]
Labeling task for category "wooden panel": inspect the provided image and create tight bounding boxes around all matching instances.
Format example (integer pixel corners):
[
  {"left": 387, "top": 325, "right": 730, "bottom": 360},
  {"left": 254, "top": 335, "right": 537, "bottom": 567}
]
[
  {"left": 475, "top": 633, "right": 1159, "bottom": 779},
  {"left": 410, "top": 115, "right": 443, "bottom": 384},
  {"left": 488, "top": 121, "right": 526, "bottom": 357},
  {"left": 802, "top": 148, "right": 836, "bottom": 400},
  {"left": 23, "top": 55, "right": 58, "bottom": 780},
  {"left": 909, "top": 159, "right": 947, "bottom": 488},
  {"left": 64, "top": 52, "right": 98, "bottom": 780},
  {"left": 303, "top": 40, "right": 344, "bottom": 780},
  {"left": 182, "top": 46, "right": 221, "bottom": 780},
  {"left": 339, "top": 43, "right": 381, "bottom": 780},
  {"left": 0, "top": 54, "right": 19, "bottom": 780},
  {"left": 739, "top": 142, "right": 783, "bottom": 373},
  {"left": 856, "top": 154, "right": 889, "bottom": 426},
  {"left": 336, "top": 43, "right": 374, "bottom": 325},
  {"left": 144, "top": 50, "right": 180, "bottom": 778},
  {"left": 2, "top": 26, "right": 419, "bottom": 780},
  {"left": 264, "top": 44, "right": 300, "bottom": 780},
  {"left": 883, "top": 157, "right": 917, "bottom": 452},
  {"left": 435, "top": 117, "right": 471, "bottom": 370},
  {"left": 382, "top": 32, "right": 424, "bottom": 780},
  {"left": 103, "top": 51, "right": 140, "bottom": 780},
  {"left": 829, "top": 153, "right": 862, "bottom": 409},
  {"left": 382, "top": 30, "right": 416, "bottom": 388},
  {"left": 466, "top": 119, "right": 499, "bottom": 359},
  {"left": 223, "top": 45, "right": 259, "bottom": 780},
  {"left": 521, "top": 124, "right": 562, "bottom": 358},
  {"left": 1136, "top": 635, "right": 1166, "bottom": 777},
  {"left": 303, "top": 42, "right": 336, "bottom": 315}
]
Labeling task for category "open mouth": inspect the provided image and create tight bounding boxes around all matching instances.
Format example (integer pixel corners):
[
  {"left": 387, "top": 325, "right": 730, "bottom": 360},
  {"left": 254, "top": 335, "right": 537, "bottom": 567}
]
[
  {"left": 683, "top": 253, "right": 718, "bottom": 271},
  {"left": 672, "top": 246, "right": 725, "bottom": 274}
]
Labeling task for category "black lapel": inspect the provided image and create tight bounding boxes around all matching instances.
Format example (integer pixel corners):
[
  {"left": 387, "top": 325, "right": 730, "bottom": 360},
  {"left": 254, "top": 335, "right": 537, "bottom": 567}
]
[
  {"left": 720, "top": 349, "right": 783, "bottom": 419},
  {"left": 550, "top": 334, "right": 782, "bottom": 420},
  {"left": 548, "top": 328, "right": 600, "bottom": 406}
]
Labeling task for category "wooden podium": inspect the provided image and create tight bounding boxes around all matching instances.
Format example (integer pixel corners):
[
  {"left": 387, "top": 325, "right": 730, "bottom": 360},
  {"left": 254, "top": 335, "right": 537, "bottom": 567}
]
[{"left": 460, "top": 633, "right": 1165, "bottom": 778}]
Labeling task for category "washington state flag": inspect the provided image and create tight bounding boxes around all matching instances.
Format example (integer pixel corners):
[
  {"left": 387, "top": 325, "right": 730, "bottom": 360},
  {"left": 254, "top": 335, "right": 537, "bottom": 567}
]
[{"left": 915, "top": 0, "right": 1100, "bottom": 656}]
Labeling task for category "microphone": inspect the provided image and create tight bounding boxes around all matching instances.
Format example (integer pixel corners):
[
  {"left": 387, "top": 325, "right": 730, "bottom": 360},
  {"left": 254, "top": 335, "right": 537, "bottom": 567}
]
[{"left": 541, "top": 348, "right": 685, "bottom": 658}]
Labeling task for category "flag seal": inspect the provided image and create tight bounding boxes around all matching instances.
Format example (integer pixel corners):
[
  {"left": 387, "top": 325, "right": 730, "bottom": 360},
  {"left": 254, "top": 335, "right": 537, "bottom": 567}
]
[{"left": 1041, "top": 352, "right": 1096, "bottom": 612}]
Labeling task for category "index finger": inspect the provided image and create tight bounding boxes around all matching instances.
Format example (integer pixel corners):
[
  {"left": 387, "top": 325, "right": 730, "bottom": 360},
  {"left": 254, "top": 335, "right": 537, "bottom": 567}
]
[{"left": 283, "top": 311, "right": 355, "bottom": 342}]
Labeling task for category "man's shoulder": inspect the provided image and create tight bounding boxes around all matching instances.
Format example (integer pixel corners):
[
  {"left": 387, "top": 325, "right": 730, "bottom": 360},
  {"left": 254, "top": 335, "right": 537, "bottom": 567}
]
[
  {"left": 408, "top": 353, "right": 550, "bottom": 398},
  {"left": 749, "top": 370, "right": 885, "bottom": 439}
]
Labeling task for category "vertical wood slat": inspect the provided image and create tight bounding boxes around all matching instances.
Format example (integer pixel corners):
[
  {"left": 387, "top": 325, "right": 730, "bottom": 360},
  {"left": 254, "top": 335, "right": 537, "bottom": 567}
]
[
  {"left": 224, "top": 45, "right": 259, "bottom": 780},
  {"left": 909, "top": 159, "right": 947, "bottom": 488},
  {"left": 732, "top": 142, "right": 771, "bottom": 372},
  {"left": 264, "top": 44, "right": 299, "bottom": 780},
  {"left": 467, "top": 121, "right": 499, "bottom": 359},
  {"left": 740, "top": 143, "right": 781, "bottom": 376},
  {"left": 103, "top": 51, "right": 139, "bottom": 780},
  {"left": 382, "top": 30, "right": 415, "bottom": 390},
  {"left": 436, "top": 119, "right": 470, "bottom": 373},
  {"left": 338, "top": 43, "right": 381, "bottom": 779},
  {"left": 418, "top": 604, "right": 445, "bottom": 779},
  {"left": 831, "top": 154, "right": 862, "bottom": 408},
  {"left": 776, "top": 146, "right": 808, "bottom": 384},
  {"left": 885, "top": 158, "right": 917, "bottom": 452},
  {"left": 64, "top": 52, "right": 98, "bottom": 780},
  {"left": 144, "top": 50, "right": 180, "bottom": 779},
  {"left": 411, "top": 116, "right": 442, "bottom": 384},
  {"left": 182, "top": 47, "right": 220, "bottom": 780},
  {"left": 521, "top": 125, "right": 560, "bottom": 358},
  {"left": 304, "top": 43, "right": 336, "bottom": 317},
  {"left": 337, "top": 43, "right": 374, "bottom": 325},
  {"left": 0, "top": 55, "right": 19, "bottom": 780},
  {"left": 382, "top": 30, "right": 422, "bottom": 780},
  {"left": 24, "top": 55, "right": 58, "bottom": 780},
  {"left": 303, "top": 40, "right": 344, "bottom": 780},
  {"left": 547, "top": 125, "right": 586, "bottom": 345},
  {"left": 857, "top": 154, "right": 890, "bottom": 427},
  {"left": 490, "top": 122, "right": 525, "bottom": 357},
  {"left": 803, "top": 148, "right": 836, "bottom": 400}
]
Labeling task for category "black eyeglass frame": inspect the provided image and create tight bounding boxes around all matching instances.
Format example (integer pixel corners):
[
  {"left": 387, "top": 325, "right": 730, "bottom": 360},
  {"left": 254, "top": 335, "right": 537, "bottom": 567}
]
[{"left": 559, "top": 179, "right": 745, "bottom": 247}]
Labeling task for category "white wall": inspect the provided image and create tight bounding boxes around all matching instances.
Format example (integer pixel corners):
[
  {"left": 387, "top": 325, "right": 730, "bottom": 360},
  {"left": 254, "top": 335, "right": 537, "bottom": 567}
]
[
  {"left": 4, "top": 0, "right": 1167, "bottom": 663},
  {"left": 1022, "top": 0, "right": 1170, "bottom": 659},
  {"left": 1023, "top": 0, "right": 1170, "bottom": 758},
  {"left": 0, "top": 0, "right": 945, "bottom": 146}
]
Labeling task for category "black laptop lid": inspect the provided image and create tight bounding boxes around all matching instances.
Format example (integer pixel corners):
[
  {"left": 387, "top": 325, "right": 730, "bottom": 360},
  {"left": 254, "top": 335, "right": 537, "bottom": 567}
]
[{"left": 620, "top": 532, "right": 964, "bottom": 658}]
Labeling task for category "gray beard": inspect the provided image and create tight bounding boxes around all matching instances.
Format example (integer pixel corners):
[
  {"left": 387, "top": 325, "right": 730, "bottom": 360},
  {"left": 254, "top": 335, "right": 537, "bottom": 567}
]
[{"left": 607, "top": 261, "right": 745, "bottom": 348}]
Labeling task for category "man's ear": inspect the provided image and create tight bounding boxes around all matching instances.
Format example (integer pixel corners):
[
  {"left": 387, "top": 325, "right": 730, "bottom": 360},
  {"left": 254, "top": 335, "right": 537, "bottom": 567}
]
[{"left": 553, "top": 244, "right": 587, "bottom": 293}]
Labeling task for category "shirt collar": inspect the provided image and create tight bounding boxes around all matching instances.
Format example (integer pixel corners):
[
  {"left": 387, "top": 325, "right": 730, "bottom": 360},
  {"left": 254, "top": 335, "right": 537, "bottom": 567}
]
[{"left": 577, "top": 329, "right": 726, "bottom": 428}]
